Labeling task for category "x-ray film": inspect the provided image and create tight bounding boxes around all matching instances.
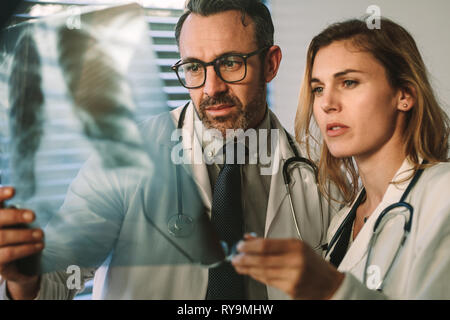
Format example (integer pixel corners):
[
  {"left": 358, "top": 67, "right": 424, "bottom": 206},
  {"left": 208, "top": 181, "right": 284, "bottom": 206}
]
[{"left": 0, "top": 4, "right": 225, "bottom": 276}]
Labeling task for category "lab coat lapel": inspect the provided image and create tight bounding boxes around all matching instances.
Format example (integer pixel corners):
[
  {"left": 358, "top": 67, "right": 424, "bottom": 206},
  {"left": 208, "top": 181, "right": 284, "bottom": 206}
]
[
  {"left": 338, "top": 159, "right": 416, "bottom": 272},
  {"left": 264, "top": 113, "right": 295, "bottom": 236},
  {"left": 170, "top": 103, "right": 213, "bottom": 214}
]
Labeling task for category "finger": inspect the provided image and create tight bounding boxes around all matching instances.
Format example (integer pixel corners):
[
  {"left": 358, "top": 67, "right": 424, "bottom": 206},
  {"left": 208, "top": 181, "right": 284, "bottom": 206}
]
[
  {"left": 0, "top": 228, "right": 43, "bottom": 246},
  {"left": 237, "top": 266, "right": 294, "bottom": 280},
  {"left": 237, "top": 238, "right": 303, "bottom": 254},
  {"left": 232, "top": 252, "right": 299, "bottom": 268},
  {"left": 0, "top": 242, "right": 44, "bottom": 265},
  {"left": 233, "top": 265, "right": 299, "bottom": 298},
  {"left": 0, "top": 209, "right": 35, "bottom": 227},
  {"left": 243, "top": 232, "right": 258, "bottom": 240},
  {"left": 234, "top": 265, "right": 292, "bottom": 288},
  {"left": 0, "top": 187, "right": 15, "bottom": 203}
]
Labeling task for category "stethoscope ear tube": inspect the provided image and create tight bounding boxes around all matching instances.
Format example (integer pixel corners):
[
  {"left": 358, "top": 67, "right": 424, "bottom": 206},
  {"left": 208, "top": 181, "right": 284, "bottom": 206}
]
[
  {"left": 283, "top": 132, "right": 319, "bottom": 184},
  {"left": 331, "top": 160, "right": 427, "bottom": 292},
  {"left": 326, "top": 160, "right": 427, "bottom": 260},
  {"left": 282, "top": 156, "right": 318, "bottom": 185},
  {"left": 282, "top": 131, "right": 325, "bottom": 249},
  {"left": 174, "top": 103, "right": 189, "bottom": 219},
  {"left": 373, "top": 202, "right": 414, "bottom": 233}
]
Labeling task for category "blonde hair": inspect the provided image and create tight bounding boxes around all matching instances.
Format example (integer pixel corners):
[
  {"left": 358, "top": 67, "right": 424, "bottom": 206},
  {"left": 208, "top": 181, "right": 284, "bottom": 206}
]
[{"left": 295, "top": 18, "right": 450, "bottom": 204}]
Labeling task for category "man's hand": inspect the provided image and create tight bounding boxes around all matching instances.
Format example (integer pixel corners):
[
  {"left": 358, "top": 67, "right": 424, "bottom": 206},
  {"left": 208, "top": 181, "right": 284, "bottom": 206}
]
[
  {"left": 231, "top": 234, "right": 344, "bottom": 300},
  {"left": 0, "top": 186, "right": 44, "bottom": 300}
]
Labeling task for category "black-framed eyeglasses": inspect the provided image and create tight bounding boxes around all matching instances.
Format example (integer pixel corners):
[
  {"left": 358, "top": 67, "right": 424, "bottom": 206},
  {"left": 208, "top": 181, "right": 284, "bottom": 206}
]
[{"left": 171, "top": 46, "right": 270, "bottom": 89}]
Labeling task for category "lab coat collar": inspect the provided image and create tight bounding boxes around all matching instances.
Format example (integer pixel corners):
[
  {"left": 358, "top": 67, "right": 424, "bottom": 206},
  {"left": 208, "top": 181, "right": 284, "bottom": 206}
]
[{"left": 337, "top": 157, "right": 417, "bottom": 272}]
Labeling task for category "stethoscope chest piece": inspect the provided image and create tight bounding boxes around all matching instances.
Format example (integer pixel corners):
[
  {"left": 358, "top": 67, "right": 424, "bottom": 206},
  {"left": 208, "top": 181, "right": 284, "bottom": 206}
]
[{"left": 167, "top": 214, "right": 195, "bottom": 237}]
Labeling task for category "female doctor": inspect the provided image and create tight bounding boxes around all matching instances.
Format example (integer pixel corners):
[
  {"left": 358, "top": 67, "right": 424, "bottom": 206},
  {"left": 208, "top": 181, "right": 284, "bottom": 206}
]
[{"left": 231, "top": 17, "right": 450, "bottom": 299}]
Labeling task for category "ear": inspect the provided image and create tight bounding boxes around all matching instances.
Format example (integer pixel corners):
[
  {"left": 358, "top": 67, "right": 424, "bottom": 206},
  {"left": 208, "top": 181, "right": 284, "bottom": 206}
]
[
  {"left": 263, "top": 45, "right": 282, "bottom": 83},
  {"left": 396, "top": 84, "right": 416, "bottom": 112}
]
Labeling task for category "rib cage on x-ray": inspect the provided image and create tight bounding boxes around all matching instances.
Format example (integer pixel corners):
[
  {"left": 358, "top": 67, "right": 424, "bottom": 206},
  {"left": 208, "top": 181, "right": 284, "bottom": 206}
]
[
  {"left": 0, "top": 3, "right": 168, "bottom": 225},
  {"left": 0, "top": 4, "right": 226, "bottom": 273},
  {"left": 57, "top": 22, "right": 151, "bottom": 169}
]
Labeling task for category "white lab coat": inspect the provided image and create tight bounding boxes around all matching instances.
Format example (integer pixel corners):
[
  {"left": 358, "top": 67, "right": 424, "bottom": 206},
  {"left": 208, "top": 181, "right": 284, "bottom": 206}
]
[
  {"left": 0, "top": 103, "right": 338, "bottom": 300},
  {"left": 326, "top": 159, "right": 450, "bottom": 299}
]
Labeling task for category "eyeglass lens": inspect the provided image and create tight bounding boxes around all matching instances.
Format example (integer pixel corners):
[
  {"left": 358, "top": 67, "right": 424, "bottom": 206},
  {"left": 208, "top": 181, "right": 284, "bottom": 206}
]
[{"left": 176, "top": 55, "right": 246, "bottom": 88}]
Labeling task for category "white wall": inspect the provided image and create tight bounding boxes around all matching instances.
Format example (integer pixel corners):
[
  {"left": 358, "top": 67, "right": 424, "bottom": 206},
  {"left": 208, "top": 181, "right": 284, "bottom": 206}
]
[{"left": 271, "top": 0, "right": 450, "bottom": 133}]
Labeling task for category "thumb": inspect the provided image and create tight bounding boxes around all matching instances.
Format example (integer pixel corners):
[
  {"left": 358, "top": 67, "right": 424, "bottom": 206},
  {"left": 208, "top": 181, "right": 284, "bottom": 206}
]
[{"left": 0, "top": 187, "right": 15, "bottom": 204}]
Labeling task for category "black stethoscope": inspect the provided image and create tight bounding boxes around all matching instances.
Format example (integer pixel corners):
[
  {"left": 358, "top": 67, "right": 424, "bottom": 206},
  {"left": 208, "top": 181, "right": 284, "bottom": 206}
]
[
  {"left": 169, "top": 103, "right": 321, "bottom": 243},
  {"left": 141, "top": 103, "right": 323, "bottom": 267},
  {"left": 325, "top": 160, "right": 426, "bottom": 291}
]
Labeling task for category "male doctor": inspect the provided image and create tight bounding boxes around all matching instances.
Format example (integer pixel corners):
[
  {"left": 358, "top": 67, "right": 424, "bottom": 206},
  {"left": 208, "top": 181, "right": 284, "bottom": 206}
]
[{"left": 0, "top": 0, "right": 337, "bottom": 299}]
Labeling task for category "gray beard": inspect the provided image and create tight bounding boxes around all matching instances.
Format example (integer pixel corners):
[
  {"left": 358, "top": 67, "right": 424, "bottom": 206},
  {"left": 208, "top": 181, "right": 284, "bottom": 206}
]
[{"left": 197, "top": 82, "right": 266, "bottom": 136}]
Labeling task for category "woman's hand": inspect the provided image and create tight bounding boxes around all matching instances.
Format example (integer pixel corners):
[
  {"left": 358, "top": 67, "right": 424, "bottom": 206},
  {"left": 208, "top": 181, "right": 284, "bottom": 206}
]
[{"left": 231, "top": 235, "right": 344, "bottom": 299}]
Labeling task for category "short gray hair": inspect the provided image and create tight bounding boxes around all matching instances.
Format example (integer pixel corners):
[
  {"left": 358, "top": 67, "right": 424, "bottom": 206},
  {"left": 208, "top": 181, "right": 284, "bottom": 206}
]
[{"left": 175, "top": 0, "right": 274, "bottom": 50}]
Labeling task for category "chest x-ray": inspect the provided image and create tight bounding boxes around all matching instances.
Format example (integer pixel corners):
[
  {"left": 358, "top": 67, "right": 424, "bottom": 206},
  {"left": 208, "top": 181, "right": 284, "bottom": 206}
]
[
  {"left": 0, "top": 4, "right": 224, "bottom": 275},
  {"left": 1, "top": 3, "right": 162, "bottom": 219}
]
